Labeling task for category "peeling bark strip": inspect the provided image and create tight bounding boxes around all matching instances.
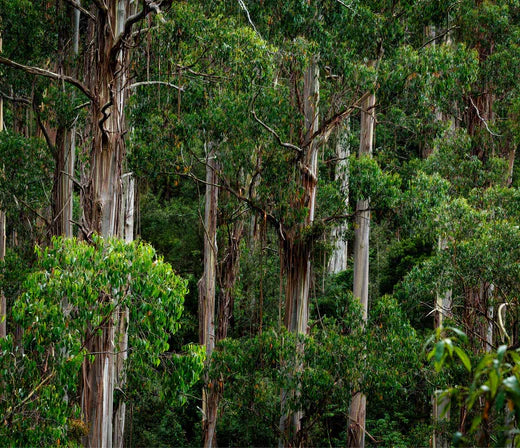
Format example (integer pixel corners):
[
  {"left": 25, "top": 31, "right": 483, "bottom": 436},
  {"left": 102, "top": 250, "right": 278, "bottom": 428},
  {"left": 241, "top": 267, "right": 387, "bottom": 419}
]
[
  {"left": 348, "top": 90, "right": 376, "bottom": 448},
  {"left": 217, "top": 220, "right": 244, "bottom": 341},
  {"left": 79, "top": 2, "right": 138, "bottom": 446},
  {"left": 279, "top": 59, "right": 319, "bottom": 447},
  {"left": 199, "top": 145, "right": 219, "bottom": 448}
]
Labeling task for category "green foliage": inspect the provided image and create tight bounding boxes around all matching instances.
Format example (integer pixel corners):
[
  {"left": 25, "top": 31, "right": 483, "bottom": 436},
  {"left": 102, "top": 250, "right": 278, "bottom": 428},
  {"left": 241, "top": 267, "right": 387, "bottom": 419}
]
[
  {"left": 349, "top": 155, "right": 401, "bottom": 208},
  {"left": 427, "top": 328, "right": 520, "bottom": 446},
  {"left": 0, "top": 236, "right": 203, "bottom": 446}
]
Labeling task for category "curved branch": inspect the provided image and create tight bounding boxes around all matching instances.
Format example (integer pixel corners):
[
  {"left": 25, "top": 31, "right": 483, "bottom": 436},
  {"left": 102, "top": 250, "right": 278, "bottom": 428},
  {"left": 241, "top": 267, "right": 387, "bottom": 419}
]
[
  {"left": 251, "top": 109, "right": 303, "bottom": 155},
  {"left": 63, "top": 0, "right": 95, "bottom": 20},
  {"left": 128, "top": 80, "right": 184, "bottom": 91},
  {"left": 302, "top": 91, "right": 371, "bottom": 147},
  {"left": 0, "top": 55, "right": 95, "bottom": 100}
]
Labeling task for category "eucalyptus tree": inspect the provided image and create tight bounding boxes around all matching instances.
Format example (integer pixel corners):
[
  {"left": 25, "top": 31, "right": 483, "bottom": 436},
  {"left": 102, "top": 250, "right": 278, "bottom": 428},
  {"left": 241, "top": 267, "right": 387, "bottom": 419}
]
[{"left": 0, "top": 1, "right": 176, "bottom": 445}]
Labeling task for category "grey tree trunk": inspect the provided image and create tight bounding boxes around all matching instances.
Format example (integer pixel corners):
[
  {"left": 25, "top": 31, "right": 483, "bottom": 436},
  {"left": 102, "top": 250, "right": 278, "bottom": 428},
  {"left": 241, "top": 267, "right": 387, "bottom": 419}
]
[
  {"left": 113, "top": 173, "right": 134, "bottom": 448},
  {"left": 199, "top": 145, "right": 219, "bottom": 448},
  {"left": 328, "top": 122, "right": 350, "bottom": 274},
  {"left": 80, "top": 2, "right": 135, "bottom": 446},
  {"left": 279, "top": 59, "right": 319, "bottom": 447},
  {"left": 347, "top": 90, "right": 376, "bottom": 448}
]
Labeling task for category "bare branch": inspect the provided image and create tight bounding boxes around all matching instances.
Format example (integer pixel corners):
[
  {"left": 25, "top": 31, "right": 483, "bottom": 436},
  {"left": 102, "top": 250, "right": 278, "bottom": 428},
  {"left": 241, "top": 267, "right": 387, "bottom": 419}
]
[
  {"left": 334, "top": 0, "right": 357, "bottom": 15},
  {"left": 128, "top": 80, "right": 184, "bottom": 91},
  {"left": 251, "top": 110, "right": 303, "bottom": 154},
  {"left": 469, "top": 97, "right": 501, "bottom": 137},
  {"left": 0, "top": 90, "right": 31, "bottom": 105},
  {"left": 419, "top": 26, "right": 458, "bottom": 50},
  {"left": 63, "top": 0, "right": 95, "bottom": 20},
  {"left": 0, "top": 56, "right": 95, "bottom": 100},
  {"left": 237, "top": 0, "right": 262, "bottom": 40},
  {"left": 74, "top": 100, "right": 91, "bottom": 111},
  {"left": 91, "top": 0, "right": 107, "bottom": 12},
  {"left": 111, "top": 0, "right": 166, "bottom": 61},
  {"left": 303, "top": 91, "right": 372, "bottom": 147}
]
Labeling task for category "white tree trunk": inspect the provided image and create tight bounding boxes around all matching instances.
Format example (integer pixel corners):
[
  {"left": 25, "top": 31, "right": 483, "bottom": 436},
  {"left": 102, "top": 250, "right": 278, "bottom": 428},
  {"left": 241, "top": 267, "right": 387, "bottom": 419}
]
[
  {"left": 328, "top": 122, "right": 350, "bottom": 274},
  {"left": 348, "top": 90, "right": 375, "bottom": 448},
  {"left": 113, "top": 173, "right": 134, "bottom": 448},
  {"left": 200, "top": 144, "right": 219, "bottom": 448}
]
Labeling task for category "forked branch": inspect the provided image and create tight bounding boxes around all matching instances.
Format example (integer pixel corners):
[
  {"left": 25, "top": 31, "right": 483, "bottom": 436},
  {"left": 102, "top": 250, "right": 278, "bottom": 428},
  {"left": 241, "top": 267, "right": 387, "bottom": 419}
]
[{"left": 0, "top": 56, "right": 95, "bottom": 100}]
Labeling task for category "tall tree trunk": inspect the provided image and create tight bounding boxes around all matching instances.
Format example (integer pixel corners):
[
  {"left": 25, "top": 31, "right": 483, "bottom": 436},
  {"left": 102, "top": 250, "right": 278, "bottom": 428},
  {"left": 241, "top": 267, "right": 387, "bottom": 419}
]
[
  {"left": 347, "top": 90, "right": 376, "bottom": 448},
  {"left": 279, "top": 59, "right": 319, "bottom": 447},
  {"left": 328, "top": 122, "right": 350, "bottom": 274},
  {"left": 199, "top": 144, "right": 219, "bottom": 448},
  {"left": 113, "top": 172, "right": 134, "bottom": 448},
  {"left": 0, "top": 27, "right": 6, "bottom": 339},
  {"left": 51, "top": 0, "right": 77, "bottom": 238},
  {"left": 217, "top": 220, "right": 244, "bottom": 341},
  {"left": 80, "top": 2, "right": 133, "bottom": 446}
]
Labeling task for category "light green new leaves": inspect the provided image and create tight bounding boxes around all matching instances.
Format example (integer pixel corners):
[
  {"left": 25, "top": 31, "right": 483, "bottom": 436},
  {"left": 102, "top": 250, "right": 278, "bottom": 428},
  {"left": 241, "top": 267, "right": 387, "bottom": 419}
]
[{"left": 0, "top": 235, "right": 203, "bottom": 446}]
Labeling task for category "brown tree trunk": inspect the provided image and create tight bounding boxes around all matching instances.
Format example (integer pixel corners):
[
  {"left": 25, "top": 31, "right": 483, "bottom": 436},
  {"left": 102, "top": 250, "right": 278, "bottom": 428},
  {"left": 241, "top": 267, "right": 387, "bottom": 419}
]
[
  {"left": 217, "top": 220, "right": 244, "bottom": 341},
  {"left": 80, "top": 2, "right": 135, "bottom": 447},
  {"left": 279, "top": 59, "right": 319, "bottom": 447},
  {"left": 0, "top": 29, "right": 5, "bottom": 339},
  {"left": 199, "top": 145, "right": 219, "bottom": 448},
  {"left": 347, "top": 90, "right": 376, "bottom": 448}
]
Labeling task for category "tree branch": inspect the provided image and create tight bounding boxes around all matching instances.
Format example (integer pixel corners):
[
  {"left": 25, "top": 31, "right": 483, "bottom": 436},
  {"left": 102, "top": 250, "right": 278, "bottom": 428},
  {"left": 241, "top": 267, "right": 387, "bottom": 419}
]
[
  {"left": 469, "top": 96, "right": 501, "bottom": 137},
  {"left": 302, "top": 91, "right": 372, "bottom": 148},
  {"left": 128, "top": 80, "right": 184, "bottom": 91},
  {"left": 91, "top": 0, "right": 107, "bottom": 13},
  {"left": 419, "top": 26, "right": 458, "bottom": 50},
  {"left": 63, "top": 0, "right": 95, "bottom": 20},
  {"left": 0, "top": 56, "right": 95, "bottom": 100},
  {"left": 237, "top": 0, "right": 262, "bottom": 40},
  {"left": 251, "top": 109, "right": 303, "bottom": 155},
  {"left": 111, "top": 0, "right": 167, "bottom": 62}
]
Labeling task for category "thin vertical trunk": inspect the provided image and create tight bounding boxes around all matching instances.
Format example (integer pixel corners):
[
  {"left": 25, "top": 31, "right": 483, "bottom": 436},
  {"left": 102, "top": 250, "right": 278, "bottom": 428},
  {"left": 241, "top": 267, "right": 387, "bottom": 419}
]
[
  {"left": 279, "top": 59, "right": 319, "bottom": 447},
  {"left": 217, "top": 220, "right": 244, "bottom": 341},
  {"left": 0, "top": 28, "right": 5, "bottom": 339},
  {"left": 433, "top": 240, "right": 452, "bottom": 448},
  {"left": 113, "top": 173, "right": 134, "bottom": 448},
  {"left": 328, "top": 122, "right": 350, "bottom": 274},
  {"left": 199, "top": 145, "right": 219, "bottom": 448},
  {"left": 347, "top": 90, "right": 375, "bottom": 448},
  {"left": 51, "top": 0, "right": 77, "bottom": 238}
]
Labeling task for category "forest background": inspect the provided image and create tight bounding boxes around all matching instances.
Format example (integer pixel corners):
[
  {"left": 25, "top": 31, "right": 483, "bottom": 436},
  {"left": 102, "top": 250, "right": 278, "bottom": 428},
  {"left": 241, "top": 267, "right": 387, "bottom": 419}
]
[{"left": 1, "top": 0, "right": 520, "bottom": 447}]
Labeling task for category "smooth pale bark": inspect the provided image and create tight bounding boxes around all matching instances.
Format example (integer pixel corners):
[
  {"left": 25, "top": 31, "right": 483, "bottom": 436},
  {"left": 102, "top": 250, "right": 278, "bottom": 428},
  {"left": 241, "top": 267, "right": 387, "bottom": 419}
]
[
  {"left": 432, "top": 240, "right": 451, "bottom": 448},
  {"left": 279, "top": 60, "right": 319, "bottom": 447},
  {"left": 348, "top": 90, "right": 376, "bottom": 448},
  {"left": 328, "top": 123, "right": 350, "bottom": 274},
  {"left": 199, "top": 145, "right": 219, "bottom": 448},
  {"left": 113, "top": 173, "right": 134, "bottom": 448}
]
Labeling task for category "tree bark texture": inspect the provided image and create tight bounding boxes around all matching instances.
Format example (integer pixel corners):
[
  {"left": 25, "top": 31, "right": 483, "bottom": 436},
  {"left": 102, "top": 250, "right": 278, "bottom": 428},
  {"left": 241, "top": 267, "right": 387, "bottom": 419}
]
[
  {"left": 217, "top": 219, "right": 244, "bottom": 341},
  {"left": 347, "top": 91, "right": 376, "bottom": 448},
  {"left": 279, "top": 59, "right": 319, "bottom": 447},
  {"left": 0, "top": 29, "right": 6, "bottom": 339},
  {"left": 79, "top": 2, "right": 136, "bottom": 446},
  {"left": 199, "top": 145, "right": 219, "bottom": 448},
  {"left": 328, "top": 122, "right": 350, "bottom": 274}
]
